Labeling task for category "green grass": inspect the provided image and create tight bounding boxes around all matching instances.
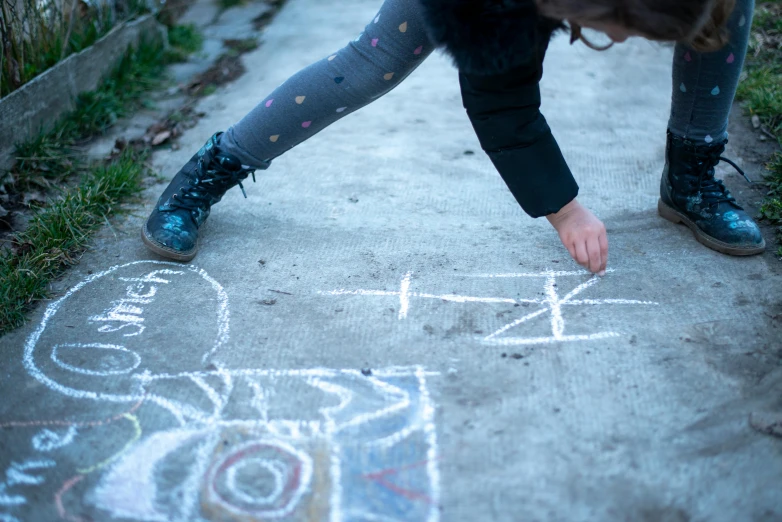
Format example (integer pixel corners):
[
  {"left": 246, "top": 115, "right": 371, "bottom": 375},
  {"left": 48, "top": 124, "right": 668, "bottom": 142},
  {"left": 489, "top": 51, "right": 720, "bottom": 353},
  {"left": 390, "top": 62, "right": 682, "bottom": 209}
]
[
  {"left": 0, "top": 37, "right": 167, "bottom": 334},
  {"left": 0, "top": 0, "right": 148, "bottom": 97},
  {"left": 224, "top": 37, "right": 259, "bottom": 54},
  {"left": 6, "top": 38, "right": 165, "bottom": 190},
  {"left": 737, "top": 0, "right": 782, "bottom": 256},
  {"left": 169, "top": 24, "right": 203, "bottom": 53},
  {"left": 217, "top": 0, "right": 247, "bottom": 10},
  {"left": 0, "top": 149, "right": 147, "bottom": 334},
  {"left": 164, "top": 23, "right": 204, "bottom": 63}
]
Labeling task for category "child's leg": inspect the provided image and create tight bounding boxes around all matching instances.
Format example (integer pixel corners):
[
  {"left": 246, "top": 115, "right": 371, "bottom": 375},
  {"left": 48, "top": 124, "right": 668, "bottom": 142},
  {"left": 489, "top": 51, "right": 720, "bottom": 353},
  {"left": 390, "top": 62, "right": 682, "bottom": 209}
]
[
  {"left": 220, "top": 0, "right": 435, "bottom": 167},
  {"left": 143, "top": 0, "right": 435, "bottom": 261},
  {"left": 659, "top": 0, "right": 764, "bottom": 256},
  {"left": 668, "top": 0, "right": 754, "bottom": 144}
]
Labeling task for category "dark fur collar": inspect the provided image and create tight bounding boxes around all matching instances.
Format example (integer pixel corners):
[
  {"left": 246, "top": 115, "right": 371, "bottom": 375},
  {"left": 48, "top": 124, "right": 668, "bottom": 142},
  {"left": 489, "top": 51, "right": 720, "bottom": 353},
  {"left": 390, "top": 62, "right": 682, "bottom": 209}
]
[{"left": 416, "top": 0, "right": 565, "bottom": 75}]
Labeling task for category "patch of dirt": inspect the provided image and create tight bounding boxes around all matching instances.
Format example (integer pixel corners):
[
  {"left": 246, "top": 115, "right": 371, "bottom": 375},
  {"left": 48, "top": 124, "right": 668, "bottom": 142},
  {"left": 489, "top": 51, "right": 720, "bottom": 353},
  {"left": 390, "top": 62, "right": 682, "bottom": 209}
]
[
  {"left": 725, "top": 102, "right": 782, "bottom": 269},
  {"left": 253, "top": 0, "right": 287, "bottom": 30},
  {"left": 749, "top": 412, "right": 782, "bottom": 439},
  {"left": 186, "top": 54, "right": 246, "bottom": 96}
]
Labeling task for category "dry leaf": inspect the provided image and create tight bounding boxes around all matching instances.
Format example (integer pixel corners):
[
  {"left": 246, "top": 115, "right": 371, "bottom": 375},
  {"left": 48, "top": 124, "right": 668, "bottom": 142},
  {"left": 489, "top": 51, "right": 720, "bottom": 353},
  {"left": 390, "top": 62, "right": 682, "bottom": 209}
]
[{"left": 151, "top": 130, "right": 172, "bottom": 146}]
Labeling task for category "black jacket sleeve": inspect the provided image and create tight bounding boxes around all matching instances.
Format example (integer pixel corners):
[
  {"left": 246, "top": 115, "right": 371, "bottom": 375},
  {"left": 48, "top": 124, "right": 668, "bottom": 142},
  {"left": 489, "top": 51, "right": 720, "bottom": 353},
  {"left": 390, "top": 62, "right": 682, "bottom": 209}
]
[{"left": 459, "top": 56, "right": 578, "bottom": 218}]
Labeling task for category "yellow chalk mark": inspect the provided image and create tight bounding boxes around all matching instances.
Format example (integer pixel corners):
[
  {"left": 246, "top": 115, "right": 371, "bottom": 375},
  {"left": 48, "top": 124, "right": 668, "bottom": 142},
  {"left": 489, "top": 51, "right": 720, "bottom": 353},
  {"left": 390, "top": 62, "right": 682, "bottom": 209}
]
[{"left": 76, "top": 414, "right": 141, "bottom": 474}]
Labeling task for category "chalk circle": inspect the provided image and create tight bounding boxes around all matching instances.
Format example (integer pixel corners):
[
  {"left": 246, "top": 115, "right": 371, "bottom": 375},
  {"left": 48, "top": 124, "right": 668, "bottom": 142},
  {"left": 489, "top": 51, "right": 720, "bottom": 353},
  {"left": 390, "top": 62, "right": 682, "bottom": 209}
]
[
  {"left": 51, "top": 343, "right": 141, "bottom": 376},
  {"left": 207, "top": 439, "right": 313, "bottom": 519},
  {"left": 225, "top": 458, "right": 287, "bottom": 505}
]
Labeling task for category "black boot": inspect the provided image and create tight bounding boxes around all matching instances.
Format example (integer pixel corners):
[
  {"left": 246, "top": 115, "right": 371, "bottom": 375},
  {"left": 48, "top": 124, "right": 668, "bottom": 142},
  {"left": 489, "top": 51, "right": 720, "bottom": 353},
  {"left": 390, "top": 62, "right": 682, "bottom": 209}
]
[
  {"left": 658, "top": 131, "right": 765, "bottom": 256},
  {"left": 142, "top": 132, "right": 269, "bottom": 261}
]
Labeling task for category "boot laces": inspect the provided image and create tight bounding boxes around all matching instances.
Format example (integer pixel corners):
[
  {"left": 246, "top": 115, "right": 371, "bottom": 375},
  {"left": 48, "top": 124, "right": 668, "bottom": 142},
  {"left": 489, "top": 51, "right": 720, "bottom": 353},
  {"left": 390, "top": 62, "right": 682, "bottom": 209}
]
[
  {"left": 692, "top": 144, "right": 752, "bottom": 207},
  {"left": 171, "top": 156, "right": 256, "bottom": 211}
]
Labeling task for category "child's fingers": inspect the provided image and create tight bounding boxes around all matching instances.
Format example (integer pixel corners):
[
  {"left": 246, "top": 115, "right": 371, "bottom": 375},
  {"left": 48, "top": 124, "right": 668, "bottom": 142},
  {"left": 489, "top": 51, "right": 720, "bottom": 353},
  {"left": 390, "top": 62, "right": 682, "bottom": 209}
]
[
  {"left": 566, "top": 243, "right": 576, "bottom": 263},
  {"left": 574, "top": 241, "right": 589, "bottom": 269},
  {"left": 586, "top": 236, "right": 602, "bottom": 274},
  {"left": 599, "top": 232, "right": 609, "bottom": 274}
]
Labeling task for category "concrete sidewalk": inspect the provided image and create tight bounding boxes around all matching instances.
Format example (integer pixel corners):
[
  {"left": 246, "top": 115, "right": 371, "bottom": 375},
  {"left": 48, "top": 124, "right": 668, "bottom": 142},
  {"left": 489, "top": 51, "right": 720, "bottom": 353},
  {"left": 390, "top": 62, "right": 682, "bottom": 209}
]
[{"left": 1, "top": 0, "right": 780, "bottom": 520}]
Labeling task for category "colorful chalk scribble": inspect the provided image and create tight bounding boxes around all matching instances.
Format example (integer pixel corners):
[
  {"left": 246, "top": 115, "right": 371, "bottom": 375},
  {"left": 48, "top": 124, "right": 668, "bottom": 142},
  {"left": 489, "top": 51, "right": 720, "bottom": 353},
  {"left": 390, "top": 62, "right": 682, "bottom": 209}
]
[{"left": 1, "top": 261, "right": 440, "bottom": 522}]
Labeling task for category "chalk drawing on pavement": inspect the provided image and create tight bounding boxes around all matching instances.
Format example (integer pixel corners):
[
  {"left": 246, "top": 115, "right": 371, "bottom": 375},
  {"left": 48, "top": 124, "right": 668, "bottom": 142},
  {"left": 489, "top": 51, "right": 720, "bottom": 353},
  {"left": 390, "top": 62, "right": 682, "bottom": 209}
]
[
  {"left": 320, "top": 269, "right": 658, "bottom": 345},
  {"left": 12, "top": 261, "right": 440, "bottom": 522}
]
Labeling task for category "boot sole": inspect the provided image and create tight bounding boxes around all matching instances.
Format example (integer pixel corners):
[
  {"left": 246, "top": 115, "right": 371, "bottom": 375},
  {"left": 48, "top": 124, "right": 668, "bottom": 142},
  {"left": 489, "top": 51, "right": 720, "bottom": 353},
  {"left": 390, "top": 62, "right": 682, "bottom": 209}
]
[
  {"left": 141, "top": 223, "right": 198, "bottom": 262},
  {"left": 657, "top": 199, "right": 765, "bottom": 256}
]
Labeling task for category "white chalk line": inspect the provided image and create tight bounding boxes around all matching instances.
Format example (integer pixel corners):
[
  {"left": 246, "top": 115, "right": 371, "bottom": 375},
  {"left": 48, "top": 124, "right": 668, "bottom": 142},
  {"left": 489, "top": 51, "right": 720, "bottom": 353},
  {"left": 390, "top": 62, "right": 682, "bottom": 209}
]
[
  {"left": 545, "top": 274, "right": 564, "bottom": 339},
  {"left": 31, "top": 426, "right": 78, "bottom": 453},
  {"left": 399, "top": 272, "right": 412, "bottom": 320},
  {"left": 485, "top": 332, "right": 622, "bottom": 346},
  {"left": 330, "top": 442, "right": 343, "bottom": 522},
  {"left": 248, "top": 381, "right": 270, "bottom": 424},
  {"left": 484, "top": 307, "right": 550, "bottom": 339},
  {"left": 308, "top": 379, "right": 354, "bottom": 431},
  {"left": 50, "top": 344, "right": 141, "bottom": 377},
  {"left": 176, "top": 430, "right": 220, "bottom": 522},
  {"left": 133, "top": 368, "right": 440, "bottom": 382},
  {"left": 320, "top": 289, "right": 521, "bottom": 306},
  {"left": 467, "top": 269, "right": 617, "bottom": 278},
  {"left": 564, "top": 299, "right": 659, "bottom": 306},
  {"left": 416, "top": 366, "right": 440, "bottom": 522},
  {"left": 343, "top": 510, "right": 404, "bottom": 522},
  {"left": 336, "top": 376, "right": 410, "bottom": 435},
  {"left": 224, "top": 458, "right": 286, "bottom": 506},
  {"left": 187, "top": 375, "right": 226, "bottom": 421}
]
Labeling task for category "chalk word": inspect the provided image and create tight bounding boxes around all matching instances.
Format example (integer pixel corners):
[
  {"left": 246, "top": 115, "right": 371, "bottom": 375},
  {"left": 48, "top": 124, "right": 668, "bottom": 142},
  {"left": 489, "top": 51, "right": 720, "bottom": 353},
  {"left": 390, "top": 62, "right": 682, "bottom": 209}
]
[
  {"left": 0, "top": 459, "right": 56, "bottom": 522},
  {"left": 87, "top": 269, "right": 189, "bottom": 337},
  {"left": 320, "top": 269, "right": 658, "bottom": 346},
  {"left": 0, "top": 427, "right": 77, "bottom": 522}
]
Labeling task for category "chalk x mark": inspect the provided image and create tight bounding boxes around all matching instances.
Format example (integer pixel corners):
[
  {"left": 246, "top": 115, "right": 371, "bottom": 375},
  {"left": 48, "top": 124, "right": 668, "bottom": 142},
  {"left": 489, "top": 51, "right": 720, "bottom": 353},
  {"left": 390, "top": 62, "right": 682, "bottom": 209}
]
[{"left": 320, "top": 269, "right": 657, "bottom": 346}]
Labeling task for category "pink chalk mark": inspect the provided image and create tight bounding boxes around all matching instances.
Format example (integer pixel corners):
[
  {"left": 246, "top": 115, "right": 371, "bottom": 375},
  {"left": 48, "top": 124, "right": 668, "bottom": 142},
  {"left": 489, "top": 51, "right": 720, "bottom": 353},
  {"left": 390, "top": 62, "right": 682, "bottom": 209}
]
[
  {"left": 362, "top": 459, "right": 438, "bottom": 505},
  {"left": 727, "top": 53, "right": 735, "bottom": 64},
  {"left": 0, "top": 395, "right": 145, "bottom": 429},
  {"left": 302, "top": 121, "right": 312, "bottom": 128},
  {"left": 265, "top": 99, "right": 274, "bottom": 107},
  {"left": 414, "top": 45, "right": 423, "bottom": 55},
  {"left": 371, "top": 38, "right": 379, "bottom": 47},
  {"left": 55, "top": 474, "right": 86, "bottom": 522},
  {"left": 684, "top": 51, "right": 692, "bottom": 62}
]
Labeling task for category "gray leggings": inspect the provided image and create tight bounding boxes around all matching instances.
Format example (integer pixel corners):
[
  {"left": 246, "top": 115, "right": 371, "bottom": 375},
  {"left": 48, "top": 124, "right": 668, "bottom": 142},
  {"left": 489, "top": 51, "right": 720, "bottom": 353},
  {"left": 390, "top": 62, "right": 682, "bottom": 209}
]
[
  {"left": 221, "top": 0, "right": 754, "bottom": 167},
  {"left": 668, "top": 0, "right": 755, "bottom": 144},
  {"left": 220, "top": 0, "right": 434, "bottom": 167}
]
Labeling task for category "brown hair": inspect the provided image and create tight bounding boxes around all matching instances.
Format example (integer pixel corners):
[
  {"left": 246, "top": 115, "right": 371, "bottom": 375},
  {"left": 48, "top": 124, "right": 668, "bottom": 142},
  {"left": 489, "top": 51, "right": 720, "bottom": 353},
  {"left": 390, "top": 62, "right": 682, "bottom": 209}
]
[{"left": 535, "top": 0, "right": 736, "bottom": 52}]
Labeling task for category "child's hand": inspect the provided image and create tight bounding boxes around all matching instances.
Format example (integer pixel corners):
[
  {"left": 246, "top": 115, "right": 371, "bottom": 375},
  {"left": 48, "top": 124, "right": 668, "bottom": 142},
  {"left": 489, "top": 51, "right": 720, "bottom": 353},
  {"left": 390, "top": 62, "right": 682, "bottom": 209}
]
[{"left": 546, "top": 198, "right": 608, "bottom": 275}]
